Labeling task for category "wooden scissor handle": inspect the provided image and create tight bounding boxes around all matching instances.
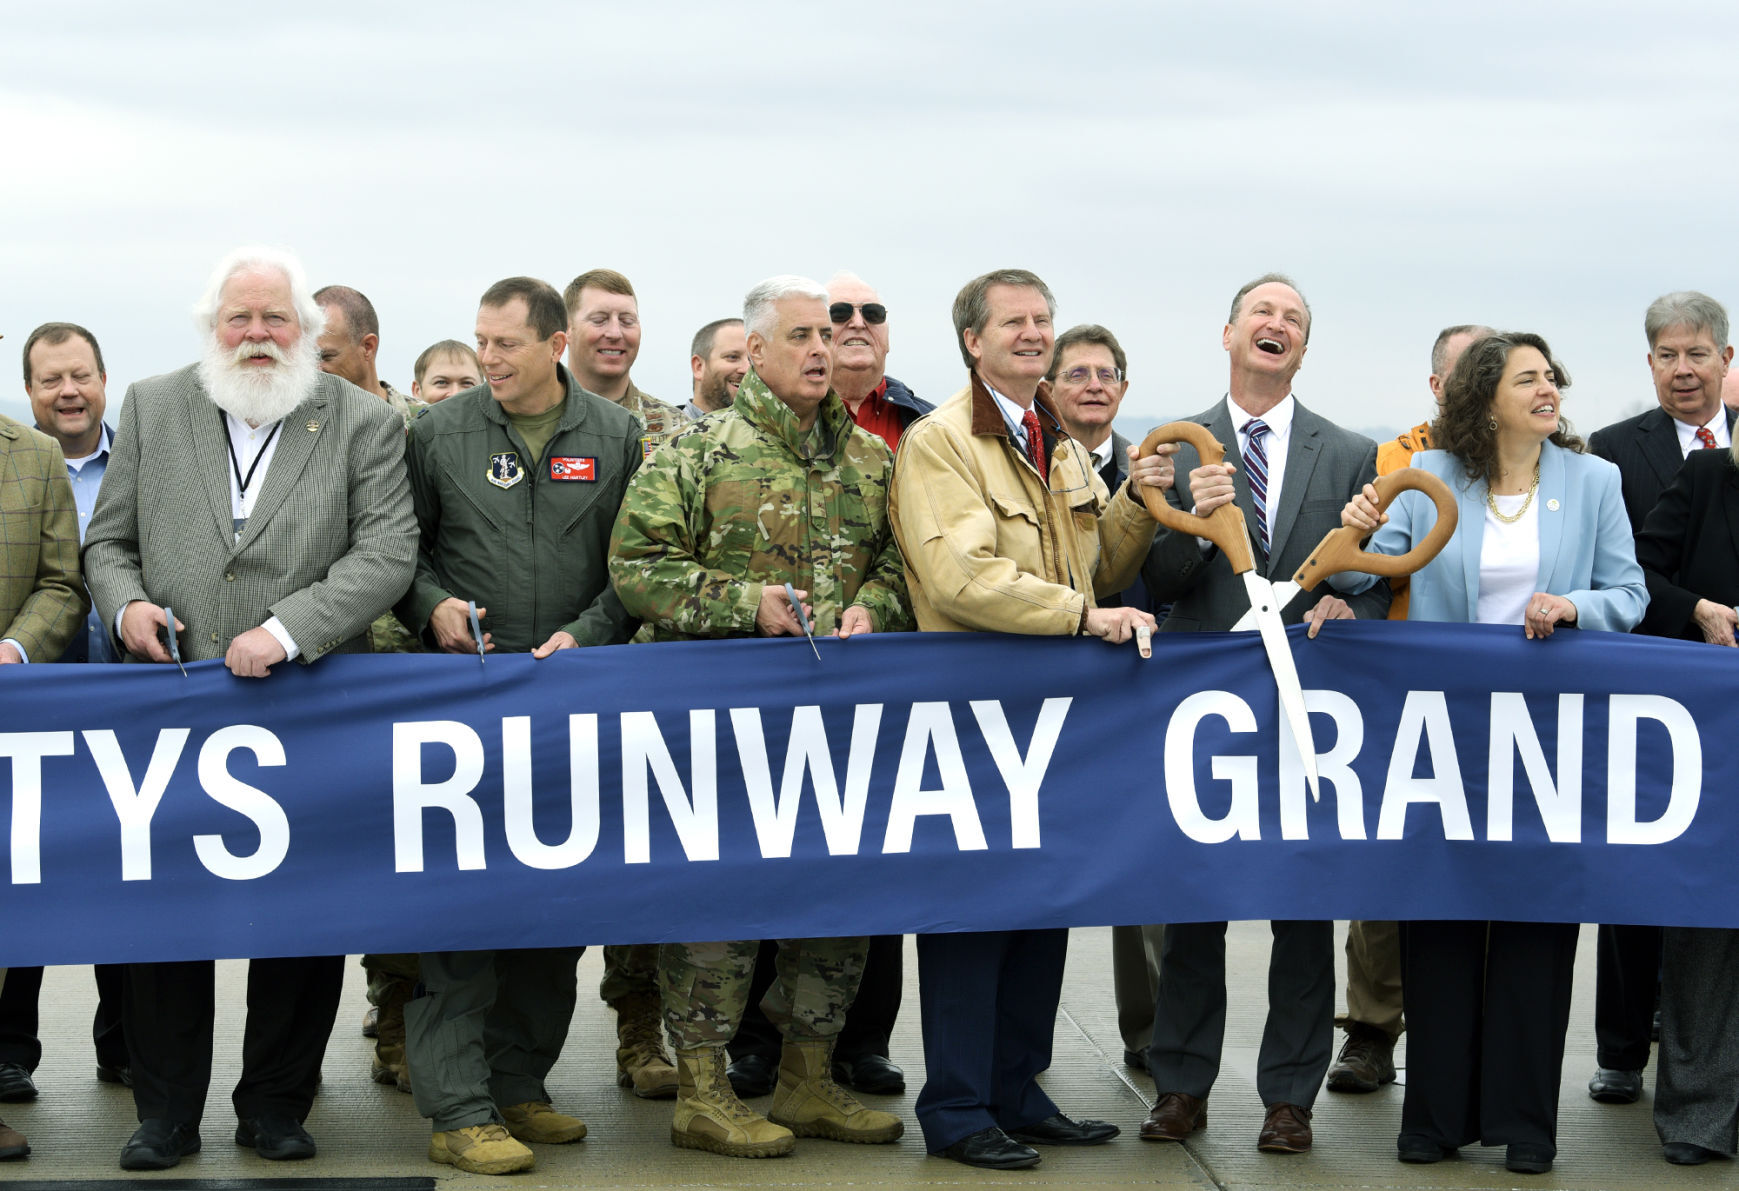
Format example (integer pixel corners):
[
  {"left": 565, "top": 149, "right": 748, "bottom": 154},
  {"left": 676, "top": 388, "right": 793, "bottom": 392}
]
[
  {"left": 1136, "top": 421, "right": 1255, "bottom": 576},
  {"left": 1289, "top": 467, "right": 1459, "bottom": 591}
]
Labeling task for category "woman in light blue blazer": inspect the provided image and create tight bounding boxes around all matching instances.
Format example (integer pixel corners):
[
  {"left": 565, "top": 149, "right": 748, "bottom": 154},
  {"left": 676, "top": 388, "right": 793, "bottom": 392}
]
[{"left": 1335, "top": 331, "right": 1646, "bottom": 1176}]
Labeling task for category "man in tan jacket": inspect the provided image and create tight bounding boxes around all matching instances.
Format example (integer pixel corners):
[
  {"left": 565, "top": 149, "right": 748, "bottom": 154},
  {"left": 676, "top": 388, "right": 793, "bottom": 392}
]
[{"left": 888, "top": 268, "right": 1171, "bottom": 1171}]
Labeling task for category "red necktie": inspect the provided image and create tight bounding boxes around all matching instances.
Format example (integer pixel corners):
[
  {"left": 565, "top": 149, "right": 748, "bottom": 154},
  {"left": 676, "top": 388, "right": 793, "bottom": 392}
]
[
  {"left": 1021, "top": 408, "right": 1048, "bottom": 481},
  {"left": 1697, "top": 426, "right": 1718, "bottom": 450}
]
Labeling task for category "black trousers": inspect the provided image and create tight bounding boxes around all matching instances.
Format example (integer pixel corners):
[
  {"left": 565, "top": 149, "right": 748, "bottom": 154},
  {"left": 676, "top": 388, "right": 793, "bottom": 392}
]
[
  {"left": 1399, "top": 920, "right": 1578, "bottom": 1152},
  {"left": 125, "top": 956, "right": 342, "bottom": 1124},
  {"left": 730, "top": 934, "right": 902, "bottom": 1064},
  {"left": 0, "top": 963, "right": 128, "bottom": 1070},
  {"left": 1594, "top": 923, "right": 1661, "bottom": 1071}
]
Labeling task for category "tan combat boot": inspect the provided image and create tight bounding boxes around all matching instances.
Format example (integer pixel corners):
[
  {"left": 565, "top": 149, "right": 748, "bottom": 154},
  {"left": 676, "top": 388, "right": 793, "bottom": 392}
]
[
  {"left": 370, "top": 979, "right": 412, "bottom": 1093},
  {"left": 428, "top": 1123, "right": 534, "bottom": 1175},
  {"left": 501, "top": 1100, "right": 587, "bottom": 1144},
  {"left": 769, "top": 1039, "right": 904, "bottom": 1143},
  {"left": 670, "top": 1046, "right": 795, "bottom": 1158},
  {"left": 612, "top": 990, "right": 678, "bottom": 1099}
]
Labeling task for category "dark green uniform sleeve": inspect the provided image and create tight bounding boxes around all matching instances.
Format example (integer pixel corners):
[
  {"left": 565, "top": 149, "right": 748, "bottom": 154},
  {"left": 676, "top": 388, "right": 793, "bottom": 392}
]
[{"left": 560, "top": 426, "right": 644, "bottom": 647}]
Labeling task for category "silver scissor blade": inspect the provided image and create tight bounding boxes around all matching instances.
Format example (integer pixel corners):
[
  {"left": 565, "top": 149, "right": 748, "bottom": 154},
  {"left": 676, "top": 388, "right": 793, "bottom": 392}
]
[
  {"left": 1230, "top": 579, "right": 1302, "bottom": 632},
  {"left": 1242, "top": 573, "right": 1321, "bottom": 799}
]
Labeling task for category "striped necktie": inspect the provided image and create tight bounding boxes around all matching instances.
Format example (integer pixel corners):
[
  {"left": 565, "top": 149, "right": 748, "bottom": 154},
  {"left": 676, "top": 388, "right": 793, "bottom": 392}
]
[{"left": 1243, "top": 418, "right": 1271, "bottom": 553}]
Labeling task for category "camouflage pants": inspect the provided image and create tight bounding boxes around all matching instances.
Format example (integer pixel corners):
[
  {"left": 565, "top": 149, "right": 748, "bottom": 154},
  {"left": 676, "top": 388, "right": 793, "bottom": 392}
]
[
  {"left": 599, "top": 943, "right": 660, "bottom": 1005},
  {"left": 660, "top": 937, "right": 867, "bottom": 1050},
  {"left": 363, "top": 953, "right": 421, "bottom": 1005}
]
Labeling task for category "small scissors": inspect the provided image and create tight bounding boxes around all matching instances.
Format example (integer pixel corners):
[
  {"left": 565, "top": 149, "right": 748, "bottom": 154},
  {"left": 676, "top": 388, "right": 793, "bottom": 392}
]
[
  {"left": 161, "top": 605, "right": 187, "bottom": 677},
  {"left": 784, "top": 582, "right": 821, "bottom": 661},
  {"left": 1137, "top": 423, "right": 1457, "bottom": 798},
  {"left": 466, "top": 599, "right": 486, "bottom": 666}
]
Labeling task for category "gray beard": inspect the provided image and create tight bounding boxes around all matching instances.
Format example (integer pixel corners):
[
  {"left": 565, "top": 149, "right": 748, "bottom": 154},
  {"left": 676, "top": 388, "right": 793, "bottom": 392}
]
[{"left": 198, "top": 335, "right": 320, "bottom": 425}]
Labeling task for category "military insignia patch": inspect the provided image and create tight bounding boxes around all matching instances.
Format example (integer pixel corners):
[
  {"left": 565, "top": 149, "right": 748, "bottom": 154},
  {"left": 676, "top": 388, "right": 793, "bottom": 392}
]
[
  {"left": 549, "top": 456, "right": 596, "bottom": 482},
  {"left": 487, "top": 451, "right": 524, "bottom": 489}
]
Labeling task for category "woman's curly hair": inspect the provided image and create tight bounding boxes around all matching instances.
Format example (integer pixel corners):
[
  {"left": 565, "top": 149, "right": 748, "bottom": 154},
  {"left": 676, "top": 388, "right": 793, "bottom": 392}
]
[{"left": 1431, "top": 330, "right": 1584, "bottom": 487}]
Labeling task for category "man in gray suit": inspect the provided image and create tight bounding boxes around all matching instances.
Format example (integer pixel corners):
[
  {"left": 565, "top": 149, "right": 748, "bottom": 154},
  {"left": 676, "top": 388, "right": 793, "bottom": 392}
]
[
  {"left": 84, "top": 245, "right": 416, "bottom": 1171},
  {"left": 1137, "top": 274, "right": 1388, "bottom": 1155}
]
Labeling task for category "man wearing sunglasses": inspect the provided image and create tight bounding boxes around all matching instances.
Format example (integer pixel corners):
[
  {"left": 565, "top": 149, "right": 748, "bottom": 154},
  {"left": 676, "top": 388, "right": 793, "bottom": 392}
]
[{"left": 824, "top": 273, "right": 931, "bottom": 452}]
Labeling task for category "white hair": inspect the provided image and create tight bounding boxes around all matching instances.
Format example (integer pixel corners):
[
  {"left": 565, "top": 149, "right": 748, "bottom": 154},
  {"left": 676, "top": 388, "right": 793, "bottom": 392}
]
[
  {"left": 743, "top": 274, "right": 829, "bottom": 339},
  {"left": 190, "top": 244, "right": 326, "bottom": 341}
]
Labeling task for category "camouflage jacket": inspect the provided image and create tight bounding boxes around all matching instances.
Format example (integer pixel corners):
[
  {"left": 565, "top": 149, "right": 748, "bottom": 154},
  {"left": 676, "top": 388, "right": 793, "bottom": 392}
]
[
  {"left": 620, "top": 381, "right": 689, "bottom": 461},
  {"left": 609, "top": 368, "right": 911, "bottom": 641}
]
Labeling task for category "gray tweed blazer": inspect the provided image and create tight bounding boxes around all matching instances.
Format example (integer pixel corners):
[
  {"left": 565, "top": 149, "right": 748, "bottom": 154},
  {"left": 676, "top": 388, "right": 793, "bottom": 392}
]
[{"left": 83, "top": 365, "right": 416, "bottom": 663}]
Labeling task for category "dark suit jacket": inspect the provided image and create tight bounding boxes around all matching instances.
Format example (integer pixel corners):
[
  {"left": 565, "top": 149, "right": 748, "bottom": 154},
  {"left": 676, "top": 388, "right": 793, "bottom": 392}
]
[
  {"left": 1141, "top": 397, "right": 1389, "bottom": 629},
  {"left": 1634, "top": 447, "right": 1739, "bottom": 641},
  {"left": 1587, "top": 404, "right": 1738, "bottom": 532}
]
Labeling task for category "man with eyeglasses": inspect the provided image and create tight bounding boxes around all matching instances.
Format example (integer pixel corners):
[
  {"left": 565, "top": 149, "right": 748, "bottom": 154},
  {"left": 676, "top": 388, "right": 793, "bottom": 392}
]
[
  {"left": 1045, "top": 323, "right": 1160, "bottom": 1073},
  {"left": 824, "top": 273, "right": 931, "bottom": 451},
  {"left": 721, "top": 272, "right": 931, "bottom": 1106},
  {"left": 1136, "top": 273, "right": 1387, "bottom": 1157},
  {"left": 889, "top": 268, "right": 1170, "bottom": 1171}
]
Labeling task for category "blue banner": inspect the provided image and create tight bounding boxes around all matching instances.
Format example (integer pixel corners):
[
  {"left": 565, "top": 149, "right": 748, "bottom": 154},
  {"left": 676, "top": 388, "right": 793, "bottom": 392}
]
[{"left": 0, "top": 622, "right": 1731, "bottom": 967}]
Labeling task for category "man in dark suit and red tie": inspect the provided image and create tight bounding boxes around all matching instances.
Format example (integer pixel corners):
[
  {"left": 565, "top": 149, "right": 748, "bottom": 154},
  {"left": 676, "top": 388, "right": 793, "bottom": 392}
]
[{"left": 1584, "top": 290, "right": 1736, "bottom": 1107}]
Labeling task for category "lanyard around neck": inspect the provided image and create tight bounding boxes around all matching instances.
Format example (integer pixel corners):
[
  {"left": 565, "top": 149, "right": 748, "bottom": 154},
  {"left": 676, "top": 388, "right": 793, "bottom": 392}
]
[{"left": 224, "top": 414, "right": 281, "bottom": 501}]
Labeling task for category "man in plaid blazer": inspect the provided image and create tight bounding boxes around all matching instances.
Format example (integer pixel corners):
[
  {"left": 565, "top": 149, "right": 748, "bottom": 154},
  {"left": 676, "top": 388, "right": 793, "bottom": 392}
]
[
  {"left": 0, "top": 409, "right": 86, "bottom": 1164},
  {"left": 83, "top": 245, "right": 416, "bottom": 1171}
]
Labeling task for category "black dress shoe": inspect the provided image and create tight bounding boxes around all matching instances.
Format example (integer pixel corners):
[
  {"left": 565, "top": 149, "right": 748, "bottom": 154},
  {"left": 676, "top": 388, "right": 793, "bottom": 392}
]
[
  {"left": 1006, "top": 1113, "right": 1121, "bottom": 1146},
  {"left": 835, "top": 1052, "right": 905, "bottom": 1095},
  {"left": 726, "top": 1051, "right": 776, "bottom": 1098},
  {"left": 120, "top": 1118, "right": 202, "bottom": 1170},
  {"left": 1397, "top": 1133, "right": 1455, "bottom": 1163},
  {"left": 1505, "top": 1142, "right": 1554, "bottom": 1174},
  {"left": 1663, "top": 1141, "right": 1723, "bottom": 1165},
  {"left": 96, "top": 1062, "right": 133, "bottom": 1087},
  {"left": 1587, "top": 1066, "right": 1643, "bottom": 1104},
  {"left": 937, "top": 1126, "right": 1041, "bottom": 1169},
  {"left": 236, "top": 1116, "right": 316, "bottom": 1161},
  {"left": 1123, "top": 1048, "right": 1149, "bottom": 1073},
  {"left": 0, "top": 1063, "right": 37, "bottom": 1103}
]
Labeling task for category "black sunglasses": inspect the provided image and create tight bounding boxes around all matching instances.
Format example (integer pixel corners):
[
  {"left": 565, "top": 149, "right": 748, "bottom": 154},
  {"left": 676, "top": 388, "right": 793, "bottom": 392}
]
[{"left": 829, "top": 302, "right": 887, "bottom": 325}]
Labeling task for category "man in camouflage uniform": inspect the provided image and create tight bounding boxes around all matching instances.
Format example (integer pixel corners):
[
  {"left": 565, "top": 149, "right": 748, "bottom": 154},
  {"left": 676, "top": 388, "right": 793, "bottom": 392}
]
[
  {"left": 563, "top": 268, "right": 685, "bottom": 458},
  {"left": 562, "top": 267, "right": 689, "bottom": 1097},
  {"left": 609, "top": 275, "right": 910, "bottom": 1158}
]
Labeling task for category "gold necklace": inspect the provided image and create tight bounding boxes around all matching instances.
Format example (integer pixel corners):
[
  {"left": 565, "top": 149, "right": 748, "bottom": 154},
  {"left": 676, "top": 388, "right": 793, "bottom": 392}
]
[{"left": 1486, "top": 461, "right": 1540, "bottom": 524}]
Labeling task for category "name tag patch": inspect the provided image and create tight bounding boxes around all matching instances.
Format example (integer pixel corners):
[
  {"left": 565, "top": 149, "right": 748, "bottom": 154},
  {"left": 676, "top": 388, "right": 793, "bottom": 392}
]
[{"left": 550, "top": 456, "right": 597, "bottom": 482}]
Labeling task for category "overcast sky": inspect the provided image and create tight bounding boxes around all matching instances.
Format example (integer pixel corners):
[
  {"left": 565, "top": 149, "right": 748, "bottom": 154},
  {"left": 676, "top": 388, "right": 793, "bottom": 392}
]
[{"left": 4, "top": 1, "right": 1736, "bottom": 442}]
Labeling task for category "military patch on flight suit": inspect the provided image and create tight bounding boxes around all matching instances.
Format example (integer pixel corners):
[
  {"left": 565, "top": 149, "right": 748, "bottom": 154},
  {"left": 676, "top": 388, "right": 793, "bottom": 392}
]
[
  {"left": 550, "top": 456, "right": 596, "bottom": 482},
  {"left": 487, "top": 451, "right": 524, "bottom": 489}
]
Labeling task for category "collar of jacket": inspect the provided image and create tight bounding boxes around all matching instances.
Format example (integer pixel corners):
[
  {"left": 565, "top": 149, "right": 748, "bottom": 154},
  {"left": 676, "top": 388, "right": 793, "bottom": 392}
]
[
  {"left": 477, "top": 363, "right": 595, "bottom": 433},
  {"left": 1398, "top": 421, "right": 1433, "bottom": 453},
  {"left": 735, "top": 368, "right": 852, "bottom": 461},
  {"left": 967, "top": 369, "right": 1066, "bottom": 441}
]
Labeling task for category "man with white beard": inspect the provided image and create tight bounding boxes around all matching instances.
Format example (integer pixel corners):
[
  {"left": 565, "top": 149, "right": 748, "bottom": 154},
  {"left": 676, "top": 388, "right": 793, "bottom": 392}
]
[{"left": 83, "top": 245, "right": 417, "bottom": 1171}]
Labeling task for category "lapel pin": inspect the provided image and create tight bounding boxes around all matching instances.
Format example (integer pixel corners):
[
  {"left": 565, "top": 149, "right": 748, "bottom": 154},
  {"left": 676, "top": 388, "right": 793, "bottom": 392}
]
[
  {"left": 1547, "top": 498, "right": 1559, "bottom": 511},
  {"left": 306, "top": 420, "right": 320, "bottom": 432}
]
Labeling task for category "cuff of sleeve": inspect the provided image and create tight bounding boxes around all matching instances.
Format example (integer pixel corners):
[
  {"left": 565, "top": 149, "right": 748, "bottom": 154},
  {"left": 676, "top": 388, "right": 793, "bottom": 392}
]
[
  {"left": 4, "top": 638, "right": 29, "bottom": 664},
  {"left": 262, "top": 616, "right": 301, "bottom": 661}
]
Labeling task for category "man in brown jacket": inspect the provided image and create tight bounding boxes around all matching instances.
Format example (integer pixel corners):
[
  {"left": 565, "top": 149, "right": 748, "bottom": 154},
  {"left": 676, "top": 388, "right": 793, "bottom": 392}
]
[
  {"left": 889, "top": 268, "right": 1171, "bottom": 1171},
  {"left": 0, "top": 409, "right": 86, "bottom": 1163}
]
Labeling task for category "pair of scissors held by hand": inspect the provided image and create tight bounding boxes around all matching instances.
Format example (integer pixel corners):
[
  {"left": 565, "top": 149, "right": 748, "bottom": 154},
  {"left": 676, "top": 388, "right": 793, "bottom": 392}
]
[
  {"left": 784, "top": 583, "right": 821, "bottom": 661},
  {"left": 1135, "top": 422, "right": 1458, "bottom": 798}
]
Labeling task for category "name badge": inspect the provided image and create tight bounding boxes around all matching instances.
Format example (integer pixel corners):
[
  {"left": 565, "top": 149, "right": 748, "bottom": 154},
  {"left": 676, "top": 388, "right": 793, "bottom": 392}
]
[{"left": 550, "top": 456, "right": 597, "bottom": 482}]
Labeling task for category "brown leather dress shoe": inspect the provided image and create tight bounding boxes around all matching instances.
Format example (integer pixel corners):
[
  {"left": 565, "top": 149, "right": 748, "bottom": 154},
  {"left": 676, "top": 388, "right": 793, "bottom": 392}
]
[
  {"left": 1257, "top": 1102, "right": 1312, "bottom": 1153},
  {"left": 1139, "top": 1092, "right": 1206, "bottom": 1142}
]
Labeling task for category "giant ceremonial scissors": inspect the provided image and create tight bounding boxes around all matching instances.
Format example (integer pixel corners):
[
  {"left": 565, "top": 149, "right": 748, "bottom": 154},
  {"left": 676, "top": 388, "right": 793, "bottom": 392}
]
[{"left": 1136, "top": 423, "right": 1457, "bottom": 797}]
